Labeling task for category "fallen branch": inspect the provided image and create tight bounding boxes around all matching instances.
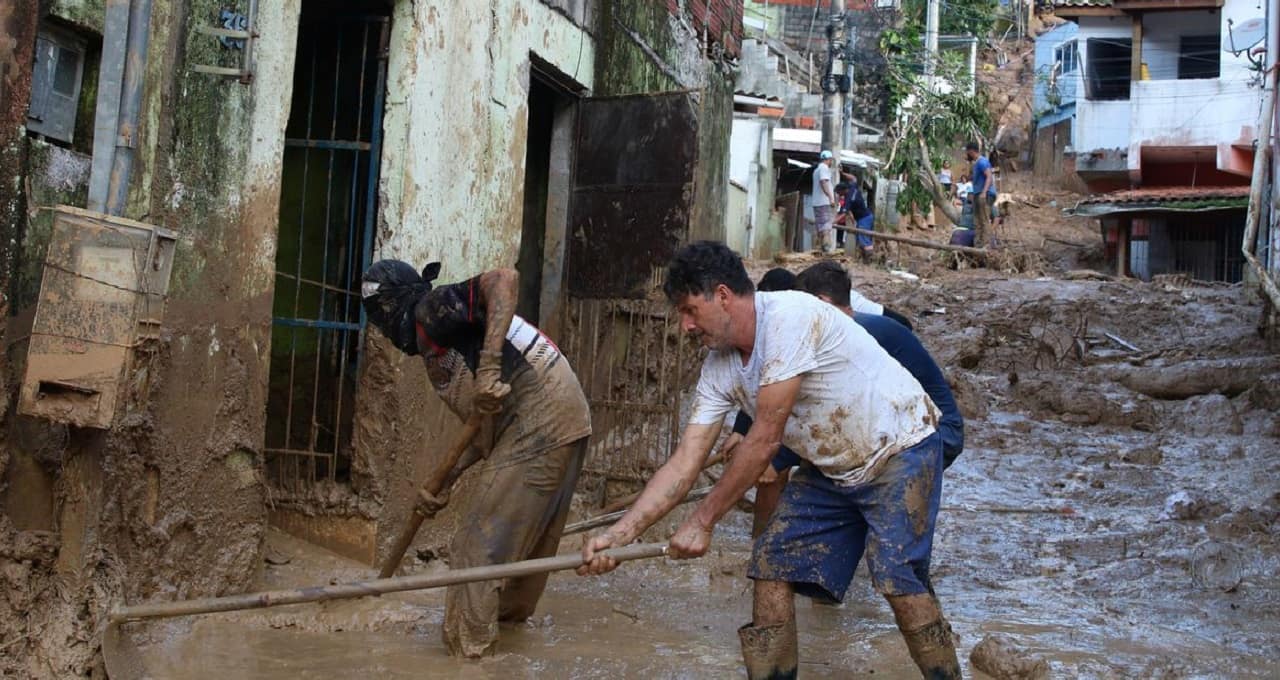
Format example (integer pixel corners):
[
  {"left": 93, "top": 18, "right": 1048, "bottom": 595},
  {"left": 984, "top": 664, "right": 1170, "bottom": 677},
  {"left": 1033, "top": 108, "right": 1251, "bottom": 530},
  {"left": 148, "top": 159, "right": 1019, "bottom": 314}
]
[
  {"left": 836, "top": 226, "right": 988, "bottom": 255},
  {"left": 1062, "top": 269, "right": 1119, "bottom": 281},
  {"left": 1094, "top": 358, "right": 1280, "bottom": 399},
  {"left": 1043, "top": 236, "right": 1087, "bottom": 248}
]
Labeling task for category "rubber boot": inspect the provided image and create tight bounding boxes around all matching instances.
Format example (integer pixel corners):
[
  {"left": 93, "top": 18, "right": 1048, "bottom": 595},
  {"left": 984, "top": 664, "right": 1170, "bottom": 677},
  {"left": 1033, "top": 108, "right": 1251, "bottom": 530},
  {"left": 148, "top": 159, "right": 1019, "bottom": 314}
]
[
  {"left": 738, "top": 620, "right": 798, "bottom": 680},
  {"left": 902, "top": 618, "right": 962, "bottom": 679}
]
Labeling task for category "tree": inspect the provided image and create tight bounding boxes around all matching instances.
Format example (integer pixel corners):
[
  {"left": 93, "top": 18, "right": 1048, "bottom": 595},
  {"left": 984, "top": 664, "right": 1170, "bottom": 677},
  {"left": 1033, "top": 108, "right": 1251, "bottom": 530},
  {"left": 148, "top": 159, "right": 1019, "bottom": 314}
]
[{"left": 878, "top": 6, "right": 995, "bottom": 243}]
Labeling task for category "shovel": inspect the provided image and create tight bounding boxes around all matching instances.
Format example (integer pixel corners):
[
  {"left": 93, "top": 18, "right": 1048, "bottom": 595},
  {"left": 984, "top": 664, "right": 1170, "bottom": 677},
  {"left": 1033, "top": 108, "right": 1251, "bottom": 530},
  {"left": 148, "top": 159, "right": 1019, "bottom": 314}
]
[
  {"left": 380, "top": 414, "right": 483, "bottom": 578},
  {"left": 102, "top": 542, "right": 669, "bottom": 676}
]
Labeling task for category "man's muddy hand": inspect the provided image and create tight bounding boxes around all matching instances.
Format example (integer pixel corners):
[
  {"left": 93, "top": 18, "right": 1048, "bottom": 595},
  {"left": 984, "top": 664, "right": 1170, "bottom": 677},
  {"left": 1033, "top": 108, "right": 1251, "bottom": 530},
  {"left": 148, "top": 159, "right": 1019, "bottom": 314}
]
[
  {"left": 720, "top": 433, "right": 743, "bottom": 462},
  {"left": 473, "top": 378, "right": 510, "bottom": 414},
  {"left": 667, "top": 516, "right": 712, "bottom": 559},
  {"left": 474, "top": 350, "right": 510, "bottom": 414},
  {"left": 577, "top": 532, "right": 623, "bottom": 576}
]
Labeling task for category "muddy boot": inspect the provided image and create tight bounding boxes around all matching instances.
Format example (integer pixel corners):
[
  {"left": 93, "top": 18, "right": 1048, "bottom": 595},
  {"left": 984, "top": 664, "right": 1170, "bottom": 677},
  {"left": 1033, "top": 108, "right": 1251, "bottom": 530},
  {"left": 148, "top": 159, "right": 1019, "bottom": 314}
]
[
  {"left": 902, "top": 618, "right": 962, "bottom": 679},
  {"left": 738, "top": 620, "right": 798, "bottom": 680}
]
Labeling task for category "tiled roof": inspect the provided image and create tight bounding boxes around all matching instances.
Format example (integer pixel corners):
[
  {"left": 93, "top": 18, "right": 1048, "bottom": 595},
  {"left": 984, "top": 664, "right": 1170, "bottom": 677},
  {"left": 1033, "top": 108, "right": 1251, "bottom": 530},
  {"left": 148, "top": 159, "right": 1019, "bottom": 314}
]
[{"left": 1079, "top": 185, "right": 1250, "bottom": 205}]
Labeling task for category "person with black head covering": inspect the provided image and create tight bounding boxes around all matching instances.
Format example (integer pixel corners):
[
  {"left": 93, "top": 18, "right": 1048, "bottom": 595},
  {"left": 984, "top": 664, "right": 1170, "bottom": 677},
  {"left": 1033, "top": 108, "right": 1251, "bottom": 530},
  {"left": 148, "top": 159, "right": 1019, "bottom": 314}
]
[{"left": 361, "top": 261, "right": 591, "bottom": 658}]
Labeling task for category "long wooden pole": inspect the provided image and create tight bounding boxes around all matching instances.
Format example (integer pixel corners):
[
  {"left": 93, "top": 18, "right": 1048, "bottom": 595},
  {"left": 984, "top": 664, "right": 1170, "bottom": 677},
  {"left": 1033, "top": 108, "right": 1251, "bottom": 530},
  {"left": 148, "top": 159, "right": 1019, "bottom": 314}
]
[
  {"left": 379, "top": 416, "right": 482, "bottom": 578},
  {"left": 836, "top": 225, "right": 988, "bottom": 255},
  {"left": 110, "top": 543, "right": 669, "bottom": 623}
]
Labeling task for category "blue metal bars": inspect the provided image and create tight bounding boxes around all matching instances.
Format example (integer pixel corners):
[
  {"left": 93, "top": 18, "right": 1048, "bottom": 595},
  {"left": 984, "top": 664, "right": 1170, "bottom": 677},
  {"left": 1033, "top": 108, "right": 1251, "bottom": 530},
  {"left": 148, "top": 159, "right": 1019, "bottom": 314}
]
[{"left": 265, "top": 12, "right": 390, "bottom": 495}]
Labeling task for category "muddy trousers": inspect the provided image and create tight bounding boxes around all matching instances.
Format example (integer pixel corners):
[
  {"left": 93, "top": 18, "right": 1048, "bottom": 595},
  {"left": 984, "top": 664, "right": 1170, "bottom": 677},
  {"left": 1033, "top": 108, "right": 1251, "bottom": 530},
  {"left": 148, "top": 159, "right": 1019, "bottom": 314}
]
[{"left": 442, "top": 439, "right": 587, "bottom": 658}]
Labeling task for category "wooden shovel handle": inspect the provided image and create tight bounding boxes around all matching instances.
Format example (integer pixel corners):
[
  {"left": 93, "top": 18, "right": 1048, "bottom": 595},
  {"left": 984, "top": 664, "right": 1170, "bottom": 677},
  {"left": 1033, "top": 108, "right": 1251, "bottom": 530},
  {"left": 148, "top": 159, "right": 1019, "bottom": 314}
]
[{"left": 378, "top": 416, "right": 483, "bottom": 578}]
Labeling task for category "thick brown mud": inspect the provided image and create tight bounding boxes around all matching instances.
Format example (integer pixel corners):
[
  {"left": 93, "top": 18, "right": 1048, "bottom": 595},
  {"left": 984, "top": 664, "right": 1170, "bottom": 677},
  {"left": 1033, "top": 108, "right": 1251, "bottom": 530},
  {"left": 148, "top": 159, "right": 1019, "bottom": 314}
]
[{"left": 111, "top": 266, "right": 1280, "bottom": 678}]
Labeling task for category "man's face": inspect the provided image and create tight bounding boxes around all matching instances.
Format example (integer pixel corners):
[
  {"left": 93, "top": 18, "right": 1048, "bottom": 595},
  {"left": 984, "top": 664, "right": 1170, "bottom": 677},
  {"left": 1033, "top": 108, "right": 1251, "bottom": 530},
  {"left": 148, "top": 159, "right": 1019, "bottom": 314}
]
[
  {"left": 965, "top": 149, "right": 977, "bottom": 161},
  {"left": 675, "top": 287, "right": 734, "bottom": 351}
]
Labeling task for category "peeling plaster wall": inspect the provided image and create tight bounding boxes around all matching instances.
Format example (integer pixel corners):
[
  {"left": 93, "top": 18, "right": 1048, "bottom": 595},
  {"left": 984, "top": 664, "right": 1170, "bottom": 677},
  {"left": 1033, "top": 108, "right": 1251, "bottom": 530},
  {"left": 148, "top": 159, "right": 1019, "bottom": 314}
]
[
  {"left": 376, "top": 0, "right": 595, "bottom": 269},
  {"left": 1, "top": 1, "right": 300, "bottom": 675}
]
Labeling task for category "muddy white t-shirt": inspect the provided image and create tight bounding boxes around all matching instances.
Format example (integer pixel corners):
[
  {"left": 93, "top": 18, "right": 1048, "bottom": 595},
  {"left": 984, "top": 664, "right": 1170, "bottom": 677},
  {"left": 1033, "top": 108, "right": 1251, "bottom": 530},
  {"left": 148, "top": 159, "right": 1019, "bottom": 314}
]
[{"left": 689, "top": 291, "right": 938, "bottom": 486}]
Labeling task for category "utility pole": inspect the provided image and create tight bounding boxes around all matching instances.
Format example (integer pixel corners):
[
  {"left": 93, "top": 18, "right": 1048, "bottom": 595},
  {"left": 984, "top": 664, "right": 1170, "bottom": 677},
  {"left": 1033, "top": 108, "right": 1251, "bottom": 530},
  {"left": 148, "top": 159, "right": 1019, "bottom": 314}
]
[
  {"left": 842, "top": 29, "right": 856, "bottom": 151},
  {"left": 821, "top": 0, "right": 846, "bottom": 160},
  {"left": 923, "top": 0, "right": 940, "bottom": 90}
]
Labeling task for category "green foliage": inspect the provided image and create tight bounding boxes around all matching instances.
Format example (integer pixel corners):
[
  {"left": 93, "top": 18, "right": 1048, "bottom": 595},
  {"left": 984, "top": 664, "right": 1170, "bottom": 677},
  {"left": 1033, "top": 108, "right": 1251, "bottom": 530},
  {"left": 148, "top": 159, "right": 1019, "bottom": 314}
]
[
  {"left": 899, "top": 0, "right": 1002, "bottom": 38},
  {"left": 877, "top": 2, "right": 994, "bottom": 223}
]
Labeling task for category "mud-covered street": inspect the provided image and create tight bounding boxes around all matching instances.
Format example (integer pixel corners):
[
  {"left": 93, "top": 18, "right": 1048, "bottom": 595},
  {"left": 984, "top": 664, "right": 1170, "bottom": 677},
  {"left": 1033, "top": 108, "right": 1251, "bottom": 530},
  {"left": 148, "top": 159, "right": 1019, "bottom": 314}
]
[
  {"left": 113, "top": 261, "right": 1279, "bottom": 678},
  {"left": 4, "top": 0, "right": 1279, "bottom": 677}
]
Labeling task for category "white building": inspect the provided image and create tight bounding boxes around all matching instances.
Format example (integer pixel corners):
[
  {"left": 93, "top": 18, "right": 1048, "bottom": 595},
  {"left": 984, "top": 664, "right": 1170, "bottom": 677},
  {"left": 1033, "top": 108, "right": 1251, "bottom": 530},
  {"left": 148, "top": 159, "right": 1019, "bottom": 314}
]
[{"left": 1049, "top": 0, "right": 1267, "bottom": 282}]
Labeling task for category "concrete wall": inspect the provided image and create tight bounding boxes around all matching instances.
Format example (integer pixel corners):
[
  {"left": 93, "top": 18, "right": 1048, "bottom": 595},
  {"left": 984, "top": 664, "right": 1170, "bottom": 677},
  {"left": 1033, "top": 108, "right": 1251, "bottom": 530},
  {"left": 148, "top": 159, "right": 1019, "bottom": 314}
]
[{"left": 729, "top": 117, "right": 784, "bottom": 259}]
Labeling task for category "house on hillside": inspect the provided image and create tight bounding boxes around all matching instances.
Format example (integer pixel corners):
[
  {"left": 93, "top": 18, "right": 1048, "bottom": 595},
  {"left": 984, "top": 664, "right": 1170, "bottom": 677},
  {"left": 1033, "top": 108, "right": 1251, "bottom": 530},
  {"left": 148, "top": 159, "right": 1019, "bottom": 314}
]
[{"left": 1039, "top": 0, "right": 1265, "bottom": 282}]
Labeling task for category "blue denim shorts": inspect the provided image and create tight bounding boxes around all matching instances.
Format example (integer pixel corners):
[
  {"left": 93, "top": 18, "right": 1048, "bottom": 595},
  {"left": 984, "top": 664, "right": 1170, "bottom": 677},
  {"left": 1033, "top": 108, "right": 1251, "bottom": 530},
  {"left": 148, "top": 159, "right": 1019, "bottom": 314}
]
[{"left": 748, "top": 432, "right": 944, "bottom": 602}]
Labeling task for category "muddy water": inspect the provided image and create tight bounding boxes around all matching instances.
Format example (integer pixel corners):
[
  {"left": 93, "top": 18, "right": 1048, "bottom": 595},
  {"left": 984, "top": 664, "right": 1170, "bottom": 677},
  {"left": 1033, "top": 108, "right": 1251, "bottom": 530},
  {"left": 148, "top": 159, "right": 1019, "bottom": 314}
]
[{"left": 129, "top": 274, "right": 1279, "bottom": 678}]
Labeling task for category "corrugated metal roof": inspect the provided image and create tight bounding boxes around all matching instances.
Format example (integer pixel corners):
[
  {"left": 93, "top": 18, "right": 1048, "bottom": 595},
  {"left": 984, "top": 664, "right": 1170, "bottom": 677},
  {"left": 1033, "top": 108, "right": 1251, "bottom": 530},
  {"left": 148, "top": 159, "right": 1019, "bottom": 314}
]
[{"left": 1053, "top": 0, "right": 1113, "bottom": 7}]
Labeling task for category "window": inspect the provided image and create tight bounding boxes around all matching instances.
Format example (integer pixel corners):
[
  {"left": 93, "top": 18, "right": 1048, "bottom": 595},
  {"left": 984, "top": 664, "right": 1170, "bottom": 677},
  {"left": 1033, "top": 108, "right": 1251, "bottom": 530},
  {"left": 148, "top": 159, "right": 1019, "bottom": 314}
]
[
  {"left": 1178, "top": 35, "right": 1220, "bottom": 80},
  {"left": 1055, "top": 40, "right": 1079, "bottom": 74},
  {"left": 1085, "top": 38, "right": 1131, "bottom": 101},
  {"left": 27, "top": 25, "right": 87, "bottom": 144}
]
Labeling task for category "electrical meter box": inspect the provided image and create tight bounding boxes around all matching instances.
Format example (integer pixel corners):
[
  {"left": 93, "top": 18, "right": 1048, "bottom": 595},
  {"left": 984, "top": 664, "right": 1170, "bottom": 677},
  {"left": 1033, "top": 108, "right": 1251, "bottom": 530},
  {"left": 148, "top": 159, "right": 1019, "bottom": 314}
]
[{"left": 17, "top": 206, "right": 177, "bottom": 429}]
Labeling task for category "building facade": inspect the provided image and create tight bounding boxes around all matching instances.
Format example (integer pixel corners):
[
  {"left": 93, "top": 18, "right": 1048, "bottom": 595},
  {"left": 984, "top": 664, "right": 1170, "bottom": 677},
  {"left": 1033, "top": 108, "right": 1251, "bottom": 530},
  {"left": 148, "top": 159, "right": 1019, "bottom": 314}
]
[{"left": 1040, "top": 0, "right": 1265, "bottom": 282}]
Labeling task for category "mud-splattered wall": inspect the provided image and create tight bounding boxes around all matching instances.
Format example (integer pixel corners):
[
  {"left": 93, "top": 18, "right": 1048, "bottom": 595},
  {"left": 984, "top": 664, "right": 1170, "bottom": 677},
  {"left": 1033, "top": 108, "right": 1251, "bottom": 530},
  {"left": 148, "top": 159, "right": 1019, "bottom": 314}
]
[{"left": 1, "top": 0, "right": 300, "bottom": 676}]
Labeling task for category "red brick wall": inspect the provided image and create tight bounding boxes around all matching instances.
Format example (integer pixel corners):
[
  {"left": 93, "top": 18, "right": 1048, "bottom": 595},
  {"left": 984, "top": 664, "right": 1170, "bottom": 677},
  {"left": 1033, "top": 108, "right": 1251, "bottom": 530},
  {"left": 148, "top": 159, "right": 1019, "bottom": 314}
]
[{"left": 666, "top": 0, "right": 745, "bottom": 57}]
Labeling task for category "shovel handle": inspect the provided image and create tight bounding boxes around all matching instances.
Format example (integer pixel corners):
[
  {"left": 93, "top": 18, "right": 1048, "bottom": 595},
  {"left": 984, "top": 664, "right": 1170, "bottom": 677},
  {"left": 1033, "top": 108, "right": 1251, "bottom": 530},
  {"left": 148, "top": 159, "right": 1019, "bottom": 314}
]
[
  {"left": 111, "top": 543, "right": 670, "bottom": 623},
  {"left": 378, "top": 416, "right": 483, "bottom": 578}
]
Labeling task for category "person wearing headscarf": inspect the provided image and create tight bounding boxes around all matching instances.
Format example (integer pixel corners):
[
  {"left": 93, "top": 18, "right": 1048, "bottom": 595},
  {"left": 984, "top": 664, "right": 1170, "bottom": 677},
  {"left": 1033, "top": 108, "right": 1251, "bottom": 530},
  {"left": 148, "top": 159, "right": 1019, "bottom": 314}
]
[{"left": 362, "top": 260, "right": 591, "bottom": 658}]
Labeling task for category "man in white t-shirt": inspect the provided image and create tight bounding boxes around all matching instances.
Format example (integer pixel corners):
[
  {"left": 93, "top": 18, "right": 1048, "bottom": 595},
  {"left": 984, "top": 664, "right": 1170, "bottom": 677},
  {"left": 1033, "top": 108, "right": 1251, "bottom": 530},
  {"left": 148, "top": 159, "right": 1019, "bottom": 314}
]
[
  {"left": 577, "top": 242, "right": 961, "bottom": 679},
  {"left": 811, "top": 150, "right": 837, "bottom": 254}
]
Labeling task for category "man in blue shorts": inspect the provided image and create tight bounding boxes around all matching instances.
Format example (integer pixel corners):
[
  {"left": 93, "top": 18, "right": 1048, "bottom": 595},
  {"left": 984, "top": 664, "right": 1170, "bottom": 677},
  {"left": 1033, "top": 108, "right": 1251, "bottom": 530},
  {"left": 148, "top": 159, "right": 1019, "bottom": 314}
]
[{"left": 577, "top": 242, "right": 961, "bottom": 679}]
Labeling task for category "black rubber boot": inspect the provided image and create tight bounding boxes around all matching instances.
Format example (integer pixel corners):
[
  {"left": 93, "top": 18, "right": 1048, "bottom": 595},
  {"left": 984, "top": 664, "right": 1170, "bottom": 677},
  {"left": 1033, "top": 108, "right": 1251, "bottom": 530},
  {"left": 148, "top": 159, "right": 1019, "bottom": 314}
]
[
  {"left": 902, "top": 618, "right": 962, "bottom": 679},
  {"left": 738, "top": 620, "right": 799, "bottom": 680}
]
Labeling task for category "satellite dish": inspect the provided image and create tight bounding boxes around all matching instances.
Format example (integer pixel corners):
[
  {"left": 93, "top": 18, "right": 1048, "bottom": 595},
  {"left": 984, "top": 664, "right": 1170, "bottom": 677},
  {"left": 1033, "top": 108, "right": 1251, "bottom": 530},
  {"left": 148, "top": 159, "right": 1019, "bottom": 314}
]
[{"left": 1225, "top": 17, "right": 1267, "bottom": 54}]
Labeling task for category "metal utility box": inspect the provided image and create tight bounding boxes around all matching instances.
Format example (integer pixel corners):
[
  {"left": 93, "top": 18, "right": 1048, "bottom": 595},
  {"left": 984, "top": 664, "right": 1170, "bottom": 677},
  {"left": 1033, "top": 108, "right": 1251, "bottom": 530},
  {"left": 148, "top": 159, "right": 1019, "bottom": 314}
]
[{"left": 17, "top": 206, "right": 177, "bottom": 429}]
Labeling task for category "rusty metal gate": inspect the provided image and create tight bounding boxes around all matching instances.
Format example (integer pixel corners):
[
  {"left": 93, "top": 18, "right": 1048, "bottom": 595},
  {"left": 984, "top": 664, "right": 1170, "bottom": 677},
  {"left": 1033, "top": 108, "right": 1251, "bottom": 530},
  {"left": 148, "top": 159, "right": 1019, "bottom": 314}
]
[
  {"left": 557, "top": 91, "right": 704, "bottom": 487},
  {"left": 559, "top": 297, "right": 699, "bottom": 483},
  {"left": 264, "top": 10, "right": 389, "bottom": 495}
]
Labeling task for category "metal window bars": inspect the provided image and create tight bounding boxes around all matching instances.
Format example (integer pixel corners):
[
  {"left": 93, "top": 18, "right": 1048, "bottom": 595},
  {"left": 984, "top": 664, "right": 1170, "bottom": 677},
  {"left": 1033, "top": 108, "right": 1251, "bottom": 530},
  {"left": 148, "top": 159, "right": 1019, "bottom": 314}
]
[{"left": 264, "top": 13, "right": 389, "bottom": 496}]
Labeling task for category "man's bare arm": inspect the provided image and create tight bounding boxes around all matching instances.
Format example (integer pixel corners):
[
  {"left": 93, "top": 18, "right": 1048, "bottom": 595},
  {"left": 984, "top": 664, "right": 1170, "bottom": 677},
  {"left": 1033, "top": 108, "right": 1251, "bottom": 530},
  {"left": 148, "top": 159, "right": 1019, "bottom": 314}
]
[
  {"left": 577, "top": 420, "right": 722, "bottom": 575},
  {"left": 475, "top": 268, "right": 519, "bottom": 357},
  {"left": 605, "top": 420, "right": 721, "bottom": 543},
  {"left": 687, "top": 377, "right": 801, "bottom": 532}
]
